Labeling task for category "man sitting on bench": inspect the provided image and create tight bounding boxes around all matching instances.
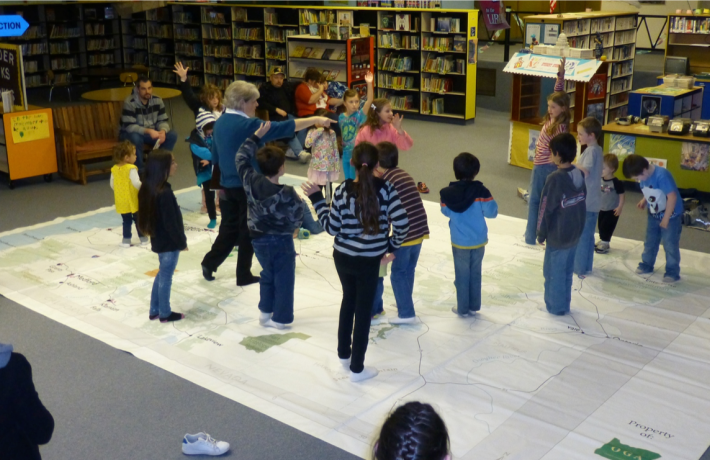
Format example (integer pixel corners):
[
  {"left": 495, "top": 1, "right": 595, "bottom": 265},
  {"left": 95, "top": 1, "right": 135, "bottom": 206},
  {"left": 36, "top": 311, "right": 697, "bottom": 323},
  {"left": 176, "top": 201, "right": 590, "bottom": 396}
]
[{"left": 119, "top": 75, "right": 178, "bottom": 170}]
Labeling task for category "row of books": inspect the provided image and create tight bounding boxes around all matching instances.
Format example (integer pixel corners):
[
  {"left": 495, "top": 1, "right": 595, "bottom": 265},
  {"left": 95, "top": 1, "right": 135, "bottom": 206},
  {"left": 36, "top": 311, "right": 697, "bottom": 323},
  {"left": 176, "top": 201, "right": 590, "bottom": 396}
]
[
  {"left": 266, "top": 46, "right": 286, "bottom": 60},
  {"left": 49, "top": 25, "right": 80, "bottom": 39},
  {"left": 590, "top": 17, "right": 615, "bottom": 33},
  {"left": 235, "top": 28, "right": 263, "bottom": 41},
  {"left": 266, "top": 28, "right": 296, "bottom": 43},
  {"left": 378, "top": 73, "right": 415, "bottom": 90},
  {"left": 614, "top": 30, "right": 635, "bottom": 45},
  {"left": 206, "top": 75, "right": 231, "bottom": 91},
  {"left": 87, "top": 39, "right": 116, "bottom": 51},
  {"left": 380, "top": 14, "right": 419, "bottom": 32},
  {"left": 132, "top": 24, "right": 147, "bottom": 36},
  {"left": 379, "top": 33, "right": 419, "bottom": 50},
  {"left": 292, "top": 46, "right": 346, "bottom": 60},
  {"left": 421, "top": 94, "right": 444, "bottom": 114},
  {"left": 129, "top": 37, "right": 147, "bottom": 50},
  {"left": 616, "top": 16, "right": 636, "bottom": 30},
  {"left": 235, "top": 61, "right": 265, "bottom": 76},
  {"left": 147, "top": 8, "right": 170, "bottom": 23},
  {"left": 422, "top": 53, "right": 464, "bottom": 74},
  {"left": 150, "top": 43, "right": 170, "bottom": 55},
  {"left": 49, "top": 42, "right": 73, "bottom": 55},
  {"left": 612, "top": 61, "right": 633, "bottom": 77},
  {"left": 300, "top": 10, "right": 336, "bottom": 25},
  {"left": 179, "top": 59, "right": 203, "bottom": 71},
  {"left": 152, "top": 56, "right": 173, "bottom": 68},
  {"left": 423, "top": 36, "right": 465, "bottom": 52},
  {"left": 202, "top": 9, "right": 227, "bottom": 25},
  {"left": 670, "top": 16, "right": 710, "bottom": 34},
  {"left": 360, "top": 0, "right": 441, "bottom": 8},
  {"left": 175, "top": 26, "right": 200, "bottom": 41},
  {"left": 88, "top": 54, "right": 115, "bottom": 66},
  {"left": 431, "top": 17, "right": 462, "bottom": 33},
  {"left": 379, "top": 53, "right": 413, "bottom": 72},
  {"left": 233, "top": 8, "right": 248, "bottom": 22},
  {"left": 24, "top": 60, "right": 42, "bottom": 74},
  {"left": 609, "top": 92, "right": 628, "bottom": 108},
  {"left": 292, "top": 68, "right": 341, "bottom": 81},
  {"left": 205, "top": 60, "right": 234, "bottom": 75},
  {"left": 152, "top": 69, "right": 176, "bottom": 85},
  {"left": 610, "top": 76, "right": 630, "bottom": 94},
  {"left": 174, "top": 12, "right": 196, "bottom": 25},
  {"left": 26, "top": 75, "right": 48, "bottom": 88},
  {"left": 204, "top": 25, "right": 231, "bottom": 40},
  {"left": 21, "top": 43, "right": 48, "bottom": 56},
  {"left": 14, "top": 25, "right": 45, "bottom": 40},
  {"left": 265, "top": 12, "right": 279, "bottom": 25},
  {"left": 566, "top": 36, "right": 589, "bottom": 49},
  {"left": 236, "top": 45, "right": 263, "bottom": 59},
  {"left": 381, "top": 92, "right": 415, "bottom": 110},
  {"left": 176, "top": 42, "right": 202, "bottom": 56},
  {"left": 51, "top": 57, "right": 80, "bottom": 70},
  {"left": 126, "top": 51, "right": 148, "bottom": 66},
  {"left": 149, "top": 24, "right": 173, "bottom": 39},
  {"left": 613, "top": 44, "right": 634, "bottom": 60},
  {"left": 187, "top": 74, "right": 202, "bottom": 86},
  {"left": 205, "top": 45, "right": 232, "bottom": 58},
  {"left": 421, "top": 76, "right": 453, "bottom": 93},
  {"left": 85, "top": 23, "right": 113, "bottom": 36},
  {"left": 563, "top": 19, "right": 590, "bottom": 36}
]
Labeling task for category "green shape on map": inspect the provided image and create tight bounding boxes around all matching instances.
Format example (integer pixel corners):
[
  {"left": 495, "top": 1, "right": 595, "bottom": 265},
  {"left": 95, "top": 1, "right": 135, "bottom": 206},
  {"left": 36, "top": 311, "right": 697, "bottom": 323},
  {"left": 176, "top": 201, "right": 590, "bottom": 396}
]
[
  {"left": 240, "top": 332, "right": 310, "bottom": 353},
  {"left": 595, "top": 438, "right": 661, "bottom": 460}
]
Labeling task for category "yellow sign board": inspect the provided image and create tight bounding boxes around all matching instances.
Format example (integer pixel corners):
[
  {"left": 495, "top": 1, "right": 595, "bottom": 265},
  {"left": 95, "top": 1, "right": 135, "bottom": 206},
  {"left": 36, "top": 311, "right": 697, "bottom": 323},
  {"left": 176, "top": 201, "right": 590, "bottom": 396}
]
[{"left": 11, "top": 112, "right": 50, "bottom": 143}]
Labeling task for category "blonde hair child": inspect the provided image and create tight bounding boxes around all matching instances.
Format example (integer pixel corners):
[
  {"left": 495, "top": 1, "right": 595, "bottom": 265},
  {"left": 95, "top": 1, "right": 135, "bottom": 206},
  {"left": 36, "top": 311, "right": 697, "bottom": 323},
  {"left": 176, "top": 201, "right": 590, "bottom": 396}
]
[{"left": 110, "top": 141, "right": 147, "bottom": 247}]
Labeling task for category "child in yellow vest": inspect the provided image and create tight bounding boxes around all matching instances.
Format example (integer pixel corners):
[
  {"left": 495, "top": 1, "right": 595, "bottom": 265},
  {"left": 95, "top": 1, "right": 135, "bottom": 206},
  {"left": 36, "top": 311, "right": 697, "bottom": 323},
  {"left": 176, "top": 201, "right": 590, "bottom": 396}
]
[{"left": 110, "top": 141, "right": 148, "bottom": 247}]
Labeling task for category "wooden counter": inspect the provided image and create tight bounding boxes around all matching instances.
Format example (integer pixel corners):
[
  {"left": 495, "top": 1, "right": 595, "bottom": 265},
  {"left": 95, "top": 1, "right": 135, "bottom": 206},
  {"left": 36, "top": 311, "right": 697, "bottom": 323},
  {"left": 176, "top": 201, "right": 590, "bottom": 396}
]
[{"left": 603, "top": 122, "right": 710, "bottom": 144}]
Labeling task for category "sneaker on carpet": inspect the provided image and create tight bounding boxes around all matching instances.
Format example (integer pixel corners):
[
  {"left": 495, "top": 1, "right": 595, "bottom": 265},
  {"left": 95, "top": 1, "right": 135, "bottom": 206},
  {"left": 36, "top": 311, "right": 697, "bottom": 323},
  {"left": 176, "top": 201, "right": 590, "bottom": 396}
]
[
  {"left": 259, "top": 311, "right": 272, "bottom": 325},
  {"left": 635, "top": 267, "right": 653, "bottom": 275},
  {"left": 451, "top": 306, "right": 471, "bottom": 317},
  {"left": 350, "top": 366, "right": 378, "bottom": 382},
  {"left": 120, "top": 238, "right": 131, "bottom": 248},
  {"left": 339, "top": 357, "right": 351, "bottom": 370},
  {"left": 389, "top": 316, "right": 417, "bottom": 324},
  {"left": 160, "top": 312, "right": 185, "bottom": 323},
  {"left": 662, "top": 275, "right": 680, "bottom": 284},
  {"left": 370, "top": 317, "right": 382, "bottom": 325},
  {"left": 207, "top": 219, "right": 217, "bottom": 229},
  {"left": 262, "top": 318, "right": 285, "bottom": 330},
  {"left": 285, "top": 147, "right": 297, "bottom": 159},
  {"left": 182, "top": 432, "right": 230, "bottom": 456},
  {"left": 298, "top": 151, "right": 311, "bottom": 164},
  {"left": 139, "top": 236, "right": 150, "bottom": 246},
  {"left": 517, "top": 187, "right": 530, "bottom": 203}
]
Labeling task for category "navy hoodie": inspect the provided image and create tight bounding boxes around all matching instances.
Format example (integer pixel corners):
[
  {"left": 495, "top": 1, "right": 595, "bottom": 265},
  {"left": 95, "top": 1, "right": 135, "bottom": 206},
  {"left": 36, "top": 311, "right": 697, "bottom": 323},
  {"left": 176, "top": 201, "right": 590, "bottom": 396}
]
[{"left": 537, "top": 166, "right": 586, "bottom": 248}]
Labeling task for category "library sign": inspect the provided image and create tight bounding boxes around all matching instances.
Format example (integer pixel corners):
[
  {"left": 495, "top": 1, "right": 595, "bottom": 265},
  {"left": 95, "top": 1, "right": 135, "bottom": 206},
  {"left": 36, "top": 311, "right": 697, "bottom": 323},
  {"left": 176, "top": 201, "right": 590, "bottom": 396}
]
[
  {"left": 0, "top": 15, "right": 29, "bottom": 37},
  {"left": 0, "top": 42, "right": 27, "bottom": 112}
]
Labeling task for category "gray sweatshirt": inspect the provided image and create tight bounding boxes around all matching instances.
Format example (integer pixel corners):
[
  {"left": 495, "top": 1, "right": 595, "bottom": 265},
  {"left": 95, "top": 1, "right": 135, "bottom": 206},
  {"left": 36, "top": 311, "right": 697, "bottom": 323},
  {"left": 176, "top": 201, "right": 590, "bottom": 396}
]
[
  {"left": 120, "top": 90, "right": 170, "bottom": 135},
  {"left": 537, "top": 166, "right": 587, "bottom": 249}
]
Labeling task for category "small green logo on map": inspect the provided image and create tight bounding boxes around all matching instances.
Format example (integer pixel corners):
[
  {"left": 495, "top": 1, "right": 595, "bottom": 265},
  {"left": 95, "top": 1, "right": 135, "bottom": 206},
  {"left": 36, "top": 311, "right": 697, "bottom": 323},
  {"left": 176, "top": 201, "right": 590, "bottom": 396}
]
[{"left": 595, "top": 438, "right": 661, "bottom": 460}]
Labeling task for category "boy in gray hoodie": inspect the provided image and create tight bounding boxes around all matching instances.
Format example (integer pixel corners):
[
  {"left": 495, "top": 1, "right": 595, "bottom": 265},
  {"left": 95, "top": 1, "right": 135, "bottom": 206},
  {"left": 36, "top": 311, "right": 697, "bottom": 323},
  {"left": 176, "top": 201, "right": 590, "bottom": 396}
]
[{"left": 537, "top": 133, "right": 587, "bottom": 315}]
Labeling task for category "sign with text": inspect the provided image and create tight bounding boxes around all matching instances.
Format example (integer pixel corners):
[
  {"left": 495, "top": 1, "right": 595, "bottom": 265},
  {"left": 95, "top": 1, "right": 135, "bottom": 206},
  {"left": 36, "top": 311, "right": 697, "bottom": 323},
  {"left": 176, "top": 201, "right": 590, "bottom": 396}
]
[
  {"left": 0, "top": 15, "right": 29, "bottom": 38},
  {"left": 0, "top": 43, "right": 26, "bottom": 112},
  {"left": 11, "top": 112, "right": 49, "bottom": 143},
  {"left": 503, "top": 52, "right": 603, "bottom": 83},
  {"left": 480, "top": 0, "right": 510, "bottom": 31}
]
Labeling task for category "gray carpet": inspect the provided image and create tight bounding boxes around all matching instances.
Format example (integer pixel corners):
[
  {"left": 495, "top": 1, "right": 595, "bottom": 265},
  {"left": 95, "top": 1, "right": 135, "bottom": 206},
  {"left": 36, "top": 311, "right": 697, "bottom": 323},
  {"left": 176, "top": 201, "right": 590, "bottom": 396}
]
[{"left": 1, "top": 74, "right": 709, "bottom": 459}]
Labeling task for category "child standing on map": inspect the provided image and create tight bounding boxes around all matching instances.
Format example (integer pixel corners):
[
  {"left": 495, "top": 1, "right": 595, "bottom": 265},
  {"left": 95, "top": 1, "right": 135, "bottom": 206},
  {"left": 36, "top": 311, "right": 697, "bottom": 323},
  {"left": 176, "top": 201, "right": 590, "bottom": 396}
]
[
  {"left": 537, "top": 134, "right": 586, "bottom": 315},
  {"left": 137, "top": 150, "right": 187, "bottom": 323},
  {"left": 110, "top": 141, "right": 148, "bottom": 248},
  {"left": 235, "top": 121, "right": 305, "bottom": 330},
  {"left": 302, "top": 142, "right": 409, "bottom": 382},
  {"left": 440, "top": 153, "right": 498, "bottom": 317},
  {"left": 622, "top": 154, "right": 682, "bottom": 283},
  {"left": 339, "top": 71, "right": 373, "bottom": 180},
  {"left": 595, "top": 154, "right": 625, "bottom": 254},
  {"left": 524, "top": 58, "right": 568, "bottom": 246}
]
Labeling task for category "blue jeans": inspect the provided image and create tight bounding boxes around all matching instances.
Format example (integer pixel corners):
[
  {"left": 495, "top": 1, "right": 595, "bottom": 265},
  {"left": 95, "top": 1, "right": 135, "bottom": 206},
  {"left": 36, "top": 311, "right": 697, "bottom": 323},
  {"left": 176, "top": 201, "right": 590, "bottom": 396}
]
[
  {"left": 543, "top": 245, "right": 576, "bottom": 315},
  {"left": 252, "top": 234, "right": 296, "bottom": 324},
  {"left": 452, "top": 246, "right": 485, "bottom": 315},
  {"left": 301, "top": 201, "right": 324, "bottom": 234},
  {"left": 639, "top": 214, "right": 682, "bottom": 279},
  {"left": 121, "top": 212, "right": 143, "bottom": 239},
  {"left": 119, "top": 130, "right": 179, "bottom": 170},
  {"left": 389, "top": 243, "right": 422, "bottom": 318},
  {"left": 372, "top": 277, "right": 385, "bottom": 316},
  {"left": 525, "top": 163, "right": 558, "bottom": 245},
  {"left": 149, "top": 250, "right": 180, "bottom": 318},
  {"left": 574, "top": 211, "right": 598, "bottom": 275},
  {"left": 284, "top": 114, "right": 303, "bottom": 154}
]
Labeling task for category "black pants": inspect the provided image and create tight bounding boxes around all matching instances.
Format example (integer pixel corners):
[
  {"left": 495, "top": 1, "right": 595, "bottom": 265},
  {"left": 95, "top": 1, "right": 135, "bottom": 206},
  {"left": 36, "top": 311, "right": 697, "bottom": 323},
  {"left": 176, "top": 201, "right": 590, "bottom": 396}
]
[
  {"left": 333, "top": 250, "right": 380, "bottom": 373},
  {"left": 597, "top": 210, "right": 620, "bottom": 243},
  {"left": 203, "top": 184, "right": 217, "bottom": 221},
  {"left": 201, "top": 187, "right": 254, "bottom": 284}
]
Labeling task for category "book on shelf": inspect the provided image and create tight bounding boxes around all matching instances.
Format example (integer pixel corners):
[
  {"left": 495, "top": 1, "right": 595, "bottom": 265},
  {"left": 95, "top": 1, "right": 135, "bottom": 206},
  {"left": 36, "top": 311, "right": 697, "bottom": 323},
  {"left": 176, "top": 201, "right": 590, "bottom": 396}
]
[
  {"left": 303, "top": 47, "right": 313, "bottom": 58},
  {"left": 173, "top": 11, "right": 195, "bottom": 24},
  {"left": 338, "top": 12, "right": 353, "bottom": 27},
  {"left": 292, "top": 46, "right": 306, "bottom": 58},
  {"left": 322, "top": 49, "right": 335, "bottom": 60},
  {"left": 294, "top": 68, "right": 306, "bottom": 78},
  {"left": 422, "top": 76, "right": 453, "bottom": 93},
  {"left": 378, "top": 72, "right": 415, "bottom": 89},
  {"left": 233, "top": 8, "right": 248, "bottom": 22},
  {"left": 329, "top": 25, "right": 340, "bottom": 40},
  {"left": 437, "top": 18, "right": 450, "bottom": 33},
  {"left": 309, "top": 24, "right": 318, "bottom": 36},
  {"left": 329, "top": 70, "right": 340, "bottom": 80},
  {"left": 378, "top": 52, "right": 412, "bottom": 72},
  {"left": 322, "top": 70, "right": 331, "bottom": 80},
  {"left": 265, "top": 11, "right": 278, "bottom": 25},
  {"left": 336, "top": 49, "right": 347, "bottom": 60},
  {"left": 360, "top": 24, "right": 370, "bottom": 37},
  {"left": 381, "top": 14, "right": 394, "bottom": 30},
  {"left": 49, "top": 25, "right": 80, "bottom": 39},
  {"left": 396, "top": 14, "right": 410, "bottom": 31},
  {"left": 453, "top": 36, "right": 466, "bottom": 52},
  {"left": 381, "top": 91, "right": 414, "bottom": 110},
  {"left": 311, "top": 48, "right": 326, "bottom": 59},
  {"left": 266, "top": 46, "right": 286, "bottom": 59},
  {"left": 340, "top": 27, "right": 350, "bottom": 40},
  {"left": 175, "top": 42, "right": 202, "bottom": 56}
]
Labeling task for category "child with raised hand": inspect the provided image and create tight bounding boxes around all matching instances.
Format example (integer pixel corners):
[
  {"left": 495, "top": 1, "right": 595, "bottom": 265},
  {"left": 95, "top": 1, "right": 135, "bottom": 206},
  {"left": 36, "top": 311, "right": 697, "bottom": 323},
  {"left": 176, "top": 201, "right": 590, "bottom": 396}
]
[
  {"left": 355, "top": 98, "right": 413, "bottom": 153},
  {"left": 339, "top": 71, "right": 374, "bottom": 180},
  {"left": 306, "top": 108, "right": 340, "bottom": 200},
  {"left": 574, "top": 117, "right": 604, "bottom": 277},
  {"left": 373, "top": 401, "right": 451, "bottom": 460},
  {"left": 137, "top": 150, "right": 187, "bottom": 323},
  {"left": 440, "top": 153, "right": 498, "bottom": 317},
  {"left": 188, "top": 111, "right": 218, "bottom": 228},
  {"left": 524, "top": 58, "right": 569, "bottom": 246},
  {"left": 110, "top": 140, "right": 147, "bottom": 247},
  {"left": 596, "top": 154, "right": 625, "bottom": 254},
  {"left": 302, "top": 142, "right": 409, "bottom": 383}
]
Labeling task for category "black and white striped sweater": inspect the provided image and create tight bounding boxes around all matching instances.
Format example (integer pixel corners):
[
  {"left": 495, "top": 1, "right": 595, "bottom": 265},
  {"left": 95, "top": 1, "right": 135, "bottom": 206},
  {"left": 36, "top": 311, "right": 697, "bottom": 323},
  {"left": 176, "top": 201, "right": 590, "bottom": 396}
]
[{"left": 309, "top": 178, "right": 409, "bottom": 257}]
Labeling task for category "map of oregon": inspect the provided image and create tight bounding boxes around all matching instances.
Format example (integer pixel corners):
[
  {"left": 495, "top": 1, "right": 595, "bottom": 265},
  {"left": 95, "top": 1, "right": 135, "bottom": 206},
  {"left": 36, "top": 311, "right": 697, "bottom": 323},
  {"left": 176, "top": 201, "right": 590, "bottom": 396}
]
[{"left": 0, "top": 176, "right": 709, "bottom": 460}]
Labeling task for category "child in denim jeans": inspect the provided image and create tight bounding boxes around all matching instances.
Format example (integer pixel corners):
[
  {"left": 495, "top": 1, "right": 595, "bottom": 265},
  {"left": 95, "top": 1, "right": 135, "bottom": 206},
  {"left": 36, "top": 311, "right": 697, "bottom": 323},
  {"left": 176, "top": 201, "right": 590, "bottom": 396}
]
[
  {"left": 622, "top": 154, "right": 683, "bottom": 283},
  {"left": 440, "top": 153, "right": 498, "bottom": 317}
]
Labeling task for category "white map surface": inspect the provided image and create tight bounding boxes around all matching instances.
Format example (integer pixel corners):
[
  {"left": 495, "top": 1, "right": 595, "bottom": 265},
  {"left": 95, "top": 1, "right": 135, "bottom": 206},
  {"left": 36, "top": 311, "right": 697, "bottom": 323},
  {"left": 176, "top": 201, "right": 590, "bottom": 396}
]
[{"left": 1, "top": 175, "right": 709, "bottom": 460}]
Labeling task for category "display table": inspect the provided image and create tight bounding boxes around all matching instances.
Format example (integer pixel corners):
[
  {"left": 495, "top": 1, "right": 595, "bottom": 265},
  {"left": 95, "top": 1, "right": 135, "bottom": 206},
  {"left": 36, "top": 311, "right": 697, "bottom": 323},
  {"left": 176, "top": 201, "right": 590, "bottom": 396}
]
[
  {"left": 656, "top": 75, "right": 710, "bottom": 120},
  {"left": 603, "top": 122, "right": 710, "bottom": 192},
  {"left": 81, "top": 87, "right": 182, "bottom": 122},
  {"left": 628, "top": 85, "right": 703, "bottom": 120}
]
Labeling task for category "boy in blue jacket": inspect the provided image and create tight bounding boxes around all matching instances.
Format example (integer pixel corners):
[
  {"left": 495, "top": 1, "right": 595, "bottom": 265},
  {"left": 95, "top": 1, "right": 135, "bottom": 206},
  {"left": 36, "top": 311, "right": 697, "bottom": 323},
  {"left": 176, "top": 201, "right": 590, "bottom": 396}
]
[
  {"left": 440, "top": 153, "right": 498, "bottom": 317},
  {"left": 187, "top": 111, "right": 218, "bottom": 229}
]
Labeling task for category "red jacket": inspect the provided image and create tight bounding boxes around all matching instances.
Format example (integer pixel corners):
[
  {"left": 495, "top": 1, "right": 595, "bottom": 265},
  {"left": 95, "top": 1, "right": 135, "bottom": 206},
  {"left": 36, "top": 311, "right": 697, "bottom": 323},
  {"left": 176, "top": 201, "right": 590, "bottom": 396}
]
[{"left": 295, "top": 82, "right": 331, "bottom": 117}]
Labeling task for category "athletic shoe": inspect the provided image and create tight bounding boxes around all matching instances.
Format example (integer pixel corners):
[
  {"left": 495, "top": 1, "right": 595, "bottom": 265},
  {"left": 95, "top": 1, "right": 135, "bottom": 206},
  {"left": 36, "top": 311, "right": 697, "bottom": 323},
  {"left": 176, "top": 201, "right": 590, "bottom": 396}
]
[
  {"left": 285, "top": 147, "right": 297, "bottom": 160},
  {"left": 662, "top": 275, "right": 680, "bottom": 284},
  {"left": 202, "top": 265, "right": 215, "bottom": 281},
  {"left": 339, "top": 357, "right": 351, "bottom": 370},
  {"left": 389, "top": 316, "right": 417, "bottom": 324},
  {"left": 121, "top": 238, "right": 131, "bottom": 248},
  {"left": 451, "top": 307, "right": 472, "bottom": 317},
  {"left": 262, "top": 318, "right": 285, "bottom": 330},
  {"left": 160, "top": 312, "right": 185, "bottom": 323},
  {"left": 636, "top": 267, "right": 653, "bottom": 275},
  {"left": 595, "top": 241, "right": 610, "bottom": 254},
  {"left": 259, "top": 311, "right": 272, "bottom": 325},
  {"left": 350, "top": 366, "right": 378, "bottom": 382},
  {"left": 517, "top": 187, "right": 529, "bottom": 203},
  {"left": 149, "top": 313, "right": 159, "bottom": 321},
  {"left": 182, "top": 432, "right": 230, "bottom": 456},
  {"left": 236, "top": 275, "right": 260, "bottom": 287},
  {"left": 139, "top": 236, "right": 150, "bottom": 246},
  {"left": 207, "top": 219, "right": 217, "bottom": 229},
  {"left": 298, "top": 151, "right": 311, "bottom": 164}
]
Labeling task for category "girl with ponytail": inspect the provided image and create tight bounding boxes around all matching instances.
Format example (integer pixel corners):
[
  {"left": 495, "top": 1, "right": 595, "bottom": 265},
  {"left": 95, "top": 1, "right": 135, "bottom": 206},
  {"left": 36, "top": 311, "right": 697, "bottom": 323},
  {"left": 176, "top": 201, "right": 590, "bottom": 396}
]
[
  {"left": 302, "top": 141, "right": 409, "bottom": 382},
  {"left": 137, "top": 150, "right": 187, "bottom": 323},
  {"left": 374, "top": 402, "right": 450, "bottom": 460}
]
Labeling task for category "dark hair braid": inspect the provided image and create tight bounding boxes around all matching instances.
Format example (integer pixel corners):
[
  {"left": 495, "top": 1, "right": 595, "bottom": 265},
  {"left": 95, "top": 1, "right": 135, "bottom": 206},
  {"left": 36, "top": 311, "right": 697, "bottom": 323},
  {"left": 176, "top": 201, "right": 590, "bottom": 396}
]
[{"left": 374, "top": 402, "right": 449, "bottom": 460}]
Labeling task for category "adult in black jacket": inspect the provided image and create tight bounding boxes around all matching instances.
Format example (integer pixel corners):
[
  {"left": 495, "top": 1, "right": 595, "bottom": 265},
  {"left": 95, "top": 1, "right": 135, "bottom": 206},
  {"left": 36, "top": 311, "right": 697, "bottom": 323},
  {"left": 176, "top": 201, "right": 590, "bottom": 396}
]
[
  {"left": 258, "top": 67, "right": 311, "bottom": 164},
  {"left": 0, "top": 343, "right": 54, "bottom": 460}
]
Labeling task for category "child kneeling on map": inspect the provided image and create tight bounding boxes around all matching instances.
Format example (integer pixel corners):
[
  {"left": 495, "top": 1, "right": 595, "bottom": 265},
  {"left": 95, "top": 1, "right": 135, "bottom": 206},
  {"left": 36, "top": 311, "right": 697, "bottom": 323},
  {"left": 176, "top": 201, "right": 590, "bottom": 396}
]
[
  {"left": 236, "top": 121, "right": 306, "bottom": 330},
  {"left": 440, "top": 153, "right": 498, "bottom": 317}
]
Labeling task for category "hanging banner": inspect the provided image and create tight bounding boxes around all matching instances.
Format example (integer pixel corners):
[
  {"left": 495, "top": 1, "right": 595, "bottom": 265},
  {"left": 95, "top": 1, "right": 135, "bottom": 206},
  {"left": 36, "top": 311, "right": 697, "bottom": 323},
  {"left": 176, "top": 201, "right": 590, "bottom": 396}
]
[
  {"left": 503, "top": 52, "right": 603, "bottom": 82},
  {"left": 0, "top": 43, "right": 27, "bottom": 112},
  {"left": 479, "top": 0, "right": 510, "bottom": 31}
]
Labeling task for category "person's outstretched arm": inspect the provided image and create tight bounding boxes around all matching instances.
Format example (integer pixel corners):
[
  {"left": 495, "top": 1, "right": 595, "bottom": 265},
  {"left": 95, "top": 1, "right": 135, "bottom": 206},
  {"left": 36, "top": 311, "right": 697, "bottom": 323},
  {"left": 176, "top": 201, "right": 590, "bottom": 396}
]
[{"left": 174, "top": 62, "right": 202, "bottom": 114}]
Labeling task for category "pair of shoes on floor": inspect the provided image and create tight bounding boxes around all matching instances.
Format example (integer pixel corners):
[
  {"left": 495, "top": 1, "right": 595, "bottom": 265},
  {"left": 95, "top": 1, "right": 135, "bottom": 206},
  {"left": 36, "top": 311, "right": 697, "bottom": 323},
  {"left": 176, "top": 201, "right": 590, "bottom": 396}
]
[
  {"left": 237, "top": 275, "right": 260, "bottom": 287},
  {"left": 182, "top": 432, "right": 230, "bottom": 456},
  {"left": 120, "top": 238, "right": 131, "bottom": 248},
  {"left": 259, "top": 311, "right": 286, "bottom": 330},
  {"left": 160, "top": 312, "right": 185, "bottom": 323},
  {"left": 389, "top": 316, "right": 417, "bottom": 324},
  {"left": 452, "top": 306, "right": 475, "bottom": 317},
  {"left": 207, "top": 219, "right": 217, "bottom": 229},
  {"left": 350, "top": 366, "right": 378, "bottom": 382},
  {"left": 417, "top": 182, "right": 430, "bottom": 194},
  {"left": 202, "top": 265, "right": 215, "bottom": 281},
  {"left": 595, "top": 241, "right": 610, "bottom": 254}
]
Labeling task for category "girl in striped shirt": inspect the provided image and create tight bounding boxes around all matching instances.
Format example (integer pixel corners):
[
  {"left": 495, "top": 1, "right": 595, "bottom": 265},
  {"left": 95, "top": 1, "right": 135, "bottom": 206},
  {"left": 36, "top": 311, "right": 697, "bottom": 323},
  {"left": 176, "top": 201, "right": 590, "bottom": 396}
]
[
  {"left": 302, "top": 142, "right": 409, "bottom": 383},
  {"left": 524, "top": 58, "right": 569, "bottom": 245}
]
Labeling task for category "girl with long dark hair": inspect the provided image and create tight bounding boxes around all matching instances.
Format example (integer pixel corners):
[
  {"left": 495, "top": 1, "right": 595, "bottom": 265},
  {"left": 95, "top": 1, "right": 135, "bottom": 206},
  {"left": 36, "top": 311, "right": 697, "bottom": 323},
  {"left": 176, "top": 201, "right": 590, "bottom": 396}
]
[
  {"left": 374, "top": 402, "right": 450, "bottom": 460},
  {"left": 137, "top": 150, "right": 187, "bottom": 323},
  {"left": 302, "top": 142, "right": 409, "bottom": 382}
]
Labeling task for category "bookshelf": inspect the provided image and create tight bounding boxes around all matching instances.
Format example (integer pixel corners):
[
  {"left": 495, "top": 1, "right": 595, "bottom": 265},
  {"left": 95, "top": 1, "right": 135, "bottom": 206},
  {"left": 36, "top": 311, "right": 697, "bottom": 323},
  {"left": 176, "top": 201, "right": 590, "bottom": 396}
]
[
  {"left": 377, "top": 11, "right": 421, "bottom": 112},
  {"left": 524, "top": 12, "right": 638, "bottom": 124},
  {"left": 286, "top": 36, "right": 351, "bottom": 85},
  {"left": 172, "top": 4, "right": 203, "bottom": 87},
  {"left": 121, "top": 11, "right": 148, "bottom": 68},
  {"left": 665, "top": 14, "right": 710, "bottom": 76},
  {"left": 1, "top": 4, "right": 49, "bottom": 88},
  {"left": 45, "top": 3, "right": 86, "bottom": 85},
  {"left": 263, "top": 7, "right": 299, "bottom": 78},
  {"left": 147, "top": 6, "right": 174, "bottom": 85},
  {"left": 82, "top": 3, "right": 121, "bottom": 69}
]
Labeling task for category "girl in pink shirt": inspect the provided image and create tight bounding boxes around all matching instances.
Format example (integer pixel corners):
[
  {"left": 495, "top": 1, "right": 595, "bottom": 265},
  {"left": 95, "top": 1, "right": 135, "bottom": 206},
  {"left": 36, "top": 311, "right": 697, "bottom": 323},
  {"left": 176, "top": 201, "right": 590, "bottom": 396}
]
[{"left": 354, "top": 98, "right": 414, "bottom": 151}]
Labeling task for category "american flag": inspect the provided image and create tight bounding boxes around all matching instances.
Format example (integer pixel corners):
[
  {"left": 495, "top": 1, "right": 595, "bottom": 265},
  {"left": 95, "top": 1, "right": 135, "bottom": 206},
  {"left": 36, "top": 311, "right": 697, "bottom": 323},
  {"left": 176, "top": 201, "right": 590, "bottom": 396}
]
[{"left": 550, "top": 0, "right": 557, "bottom": 13}]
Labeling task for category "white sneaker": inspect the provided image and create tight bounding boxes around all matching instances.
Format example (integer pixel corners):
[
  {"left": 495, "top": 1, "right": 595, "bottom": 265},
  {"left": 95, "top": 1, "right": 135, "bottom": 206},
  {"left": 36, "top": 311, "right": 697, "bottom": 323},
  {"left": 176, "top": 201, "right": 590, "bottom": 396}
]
[
  {"left": 182, "top": 432, "right": 230, "bottom": 456},
  {"left": 298, "top": 151, "right": 311, "bottom": 164},
  {"left": 139, "top": 236, "right": 150, "bottom": 246},
  {"left": 350, "top": 366, "right": 378, "bottom": 382},
  {"left": 285, "top": 147, "right": 297, "bottom": 159},
  {"left": 262, "top": 318, "right": 285, "bottom": 330},
  {"left": 120, "top": 238, "right": 131, "bottom": 248},
  {"left": 259, "top": 311, "right": 272, "bottom": 325},
  {"left": 339, "top": 357, "right": 351, "bottom": 370},
  {"left": 389, "top": 316, "right": 417, "bottom": 324}
]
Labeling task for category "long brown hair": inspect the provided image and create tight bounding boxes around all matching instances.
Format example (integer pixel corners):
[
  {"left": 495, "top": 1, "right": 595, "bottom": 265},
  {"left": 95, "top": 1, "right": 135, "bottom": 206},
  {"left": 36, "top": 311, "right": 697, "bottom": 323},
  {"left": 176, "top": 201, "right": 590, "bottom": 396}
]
[
  {"left": 541, "top": 91, "right": 570, "bottom": 135},
  {"left": 137, "top": 150, "right": 173, "bottom": 237},
  {"left": 313, "top": 108, "right": 332, "bottom": 133},
  {"left": 200, "top": 83, "right": 223, "bottom": 112},
  {"left": 360, "top": 98, "right": 390, "bottom": 134},
  {"left": 352, "top": 142, "right": 381, "bottom": 235}
]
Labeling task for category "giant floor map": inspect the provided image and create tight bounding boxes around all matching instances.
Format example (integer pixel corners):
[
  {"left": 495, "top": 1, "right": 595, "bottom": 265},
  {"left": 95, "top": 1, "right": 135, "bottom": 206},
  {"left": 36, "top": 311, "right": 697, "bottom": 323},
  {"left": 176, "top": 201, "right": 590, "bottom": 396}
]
[{"left": 1, "top": 175, "right": 709, "bottom": 460}]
